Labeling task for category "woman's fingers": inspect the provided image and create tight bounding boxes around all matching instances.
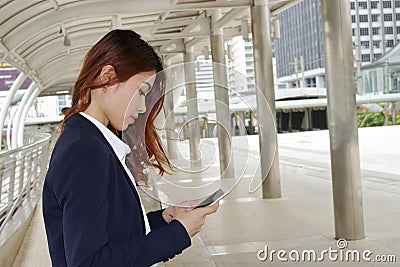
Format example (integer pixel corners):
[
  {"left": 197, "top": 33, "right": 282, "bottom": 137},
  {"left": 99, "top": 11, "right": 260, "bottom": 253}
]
[
  {"left": 195, "top": 202, "right": 219, "bottom": 215},
  {"left": 162, "top": 206, "right": 177, "bottom": 223},
  {"left": 178, "top": 198, "right": 207, "bottom": 208}
]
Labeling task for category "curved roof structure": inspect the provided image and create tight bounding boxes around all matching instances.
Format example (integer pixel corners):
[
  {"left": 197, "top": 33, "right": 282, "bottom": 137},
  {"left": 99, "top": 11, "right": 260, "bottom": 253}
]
[{"left": 0, "top": 0, "right": 301, "bottom": 96}]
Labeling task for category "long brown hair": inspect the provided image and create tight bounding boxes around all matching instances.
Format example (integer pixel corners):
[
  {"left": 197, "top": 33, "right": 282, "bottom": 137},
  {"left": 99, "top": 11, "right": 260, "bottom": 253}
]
[{"left": 62, "top": 29, "right": 172, "bottom": 180}]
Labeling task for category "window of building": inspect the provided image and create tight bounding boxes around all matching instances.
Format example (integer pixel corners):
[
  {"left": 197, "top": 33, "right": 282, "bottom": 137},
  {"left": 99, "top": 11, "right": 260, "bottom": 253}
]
[
  {"left": 373, "top": 40, "right": 381, "bottom": 48},
  {"left": 352, "top": 28, "right": 356, "bottom": 36},
  {"left": 374, "top": 53, "right": 382, "bottom": 60},
  {"left": 397, "top": 26, "right": 400, "bottom": 33},
  {"left": 372, "top": 27, "right": 380, "bottom": 35},
  {"left": 352, "top": 15, "right": 356, "bottom": 23},
  {"left": 358, "top": 2, "right": 367, "bottom": 9},
  {"left": 386, "top": 39, "right": 394, "bottom": 47},
  {"left": 361, "top": 54, "right": 371, "bottom": 62},
  {"left": 396, "top": 0, "right": 400, "bottom": 8},
  {"left": 371, "top": 14, "right": 380, "bottom": 22},
  {"left": 351, "top": 2, "right": 355, "bottom": 9},
  {"left": 371, "top": 1, "right": 379, "bottom": 8},
  {"left": 360, "top": 28, "right": 369, "bottom": 35},
  {"left": 57, "top": 95, "right": 68, "bottom": 115},
  {"left": 360, "top": 41, "right": 370, "bottom": 48},
  {"left": 384, "top": 13, "right": 393, "bottom": 21},
  {"left": 383, "top": 1, "right": 392, "bottom": 8},
  {"left": 359, "top": 14, "right": 368, "bottom": 22},
  {"left": 385, "top": 26, "right": 394, "bottom": 34}
]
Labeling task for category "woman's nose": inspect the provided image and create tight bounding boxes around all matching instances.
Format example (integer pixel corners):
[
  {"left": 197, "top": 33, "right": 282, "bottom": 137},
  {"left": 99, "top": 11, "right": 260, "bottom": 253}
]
[{"left": 138, "top": 95, "right": 146, "bottom": 114}]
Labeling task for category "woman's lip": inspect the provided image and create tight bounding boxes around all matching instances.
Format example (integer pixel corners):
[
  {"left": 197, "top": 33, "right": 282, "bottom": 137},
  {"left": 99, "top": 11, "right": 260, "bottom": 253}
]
[{"left": 129, "top": 116, "right": 136, "bottom": 124}]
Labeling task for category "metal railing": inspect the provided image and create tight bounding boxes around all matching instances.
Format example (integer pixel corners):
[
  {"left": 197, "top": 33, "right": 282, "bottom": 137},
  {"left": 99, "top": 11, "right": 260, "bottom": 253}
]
[{"left": 0, "top": 132, "right": 51, "bottom": 232}]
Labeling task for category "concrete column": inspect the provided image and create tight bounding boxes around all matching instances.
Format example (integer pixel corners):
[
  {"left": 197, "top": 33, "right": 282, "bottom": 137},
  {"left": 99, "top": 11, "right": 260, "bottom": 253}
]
[
  {"left": 0, "top": 72, "right": 27, "bottom": 149},
  {"left": 321, "top": 0, "right": 365, "bottom": 240},
  {"left": 11, "top": 82, "right": 36, "bottom": 149},
  {"left": 249, "top": 111, "right": 254, "bottom": 127},
  {"left": 237, "top": 111, "right": 246, "bottom": 135},
  {"left": 308, "top": 108, "right": 313, "bottom": 130},
  {"left": 184, "top": 46, "right": 201, "bottom": 165},
  {"left": 209, "top": 9, "right": 235, "bottom": 178},
  {"left": 288, "top": 111, "right": 293, "bottom": 131},
  {"left": 392, "top": 102, "right": 396, "bottom": 125},
  {"left": 17, "top": 87, "right": 40, "bottom": 147},
  {"left": 300, "top": 55, "right": 306, "bottom": 87},
  {"left": 163, "top": 60, "right": 177, "bottom": 159},
  {"left": 204, "top": 117, "right": 209, "bottom": 138},
  {"left": 316, "top": 76, "right": 325, "bottom": 88},
  {"left": 301, "top": 109, "right": 310, "bottom": 130},
  {"left": 251, "top": 0, "right": 281, "bottom": 198}
]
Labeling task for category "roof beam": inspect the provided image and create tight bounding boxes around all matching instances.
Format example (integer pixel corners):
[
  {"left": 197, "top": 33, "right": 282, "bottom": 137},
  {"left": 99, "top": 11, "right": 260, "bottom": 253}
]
[
  {"left": 270, "top": 0, "right": 302, "bottom": 16},
  {"left": 184, "top": 37, "right": 205, "bottom": 49},
  {"left": 49, "top": 0, "right": 59, "bottom": 10},
  {"left": 214, "top": 7, "right": 247, "bottom": 29},
  {"left": 132, "top": 17, "right": 209, "bottom": 35},
  {"left": 111, "top": 15, "right": 122, "bottom": 29},
  {"left": 5, "top": 0, "right": 252, "bottom": 48},
  {"left": 0, "top": 38, "right": 36, "bottom": 80},
  {"left": 154, "top": 12, "right": 170, "bottom": 24},
  {"left": 155, "top": 39, "right": 185, "bottom": 54}
]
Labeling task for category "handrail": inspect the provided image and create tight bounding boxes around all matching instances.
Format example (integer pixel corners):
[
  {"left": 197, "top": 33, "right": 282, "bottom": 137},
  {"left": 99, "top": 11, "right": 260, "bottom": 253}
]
[
  {"left": 0, "top": 157, "right": 39, "bottom": 234},
  {"left": 0, "top": 132, "right": 51, "bottom": 231},
  {"left": 0, "top": 133, "right": 51, "bottom": 157}
]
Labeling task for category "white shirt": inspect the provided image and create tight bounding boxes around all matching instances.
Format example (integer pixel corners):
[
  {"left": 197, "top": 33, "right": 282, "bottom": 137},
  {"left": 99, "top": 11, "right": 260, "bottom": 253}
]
[{"left": 80, "top": 112, "right": 151, "bottom": 234}]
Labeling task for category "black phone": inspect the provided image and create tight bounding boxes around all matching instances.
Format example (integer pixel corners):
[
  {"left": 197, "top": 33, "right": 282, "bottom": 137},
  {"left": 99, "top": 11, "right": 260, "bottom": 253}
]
[{"left": 194, "top": 185, "right": 229, "bottom": 209}]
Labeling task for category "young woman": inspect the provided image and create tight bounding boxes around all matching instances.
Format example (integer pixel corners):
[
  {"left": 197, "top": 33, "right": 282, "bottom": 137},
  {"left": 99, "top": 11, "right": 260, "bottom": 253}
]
[{"left": 42, "top": 29, "right": 218, "bottom": 267}]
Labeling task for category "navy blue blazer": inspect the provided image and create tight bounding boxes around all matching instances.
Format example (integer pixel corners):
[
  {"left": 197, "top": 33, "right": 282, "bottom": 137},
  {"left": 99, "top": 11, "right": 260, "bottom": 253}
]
[{"left": 42, "top": 114, "right": 191, "bottom": 267}]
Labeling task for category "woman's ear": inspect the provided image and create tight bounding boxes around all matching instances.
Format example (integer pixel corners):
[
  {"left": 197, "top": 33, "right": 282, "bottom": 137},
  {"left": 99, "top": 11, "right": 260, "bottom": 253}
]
[{"left": 99, "top": 65, "right": 117, "bottom": 84}]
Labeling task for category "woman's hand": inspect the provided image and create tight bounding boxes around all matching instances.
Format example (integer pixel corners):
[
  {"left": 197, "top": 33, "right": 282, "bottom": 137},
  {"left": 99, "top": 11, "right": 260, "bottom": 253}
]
[
  {"left": 161, "top": 198, "right": 207, "bottom": 224},
  {"left": 162, "top": 206, "right": 177, "bottom": 224},
  {"left": 173, "top": 203, "right": 219, "bottom": 238}
]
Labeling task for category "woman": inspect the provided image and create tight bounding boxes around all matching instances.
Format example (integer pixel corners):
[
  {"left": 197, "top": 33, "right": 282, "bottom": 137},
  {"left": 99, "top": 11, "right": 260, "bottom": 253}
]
[{"left": 42, "top": 29, "right": 218, "bottom": 267}]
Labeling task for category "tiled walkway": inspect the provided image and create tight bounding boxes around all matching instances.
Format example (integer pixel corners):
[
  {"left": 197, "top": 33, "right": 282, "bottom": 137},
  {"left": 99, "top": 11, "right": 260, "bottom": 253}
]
[{"left": 12, "top": 126, "right": 400, "bottom": 266}]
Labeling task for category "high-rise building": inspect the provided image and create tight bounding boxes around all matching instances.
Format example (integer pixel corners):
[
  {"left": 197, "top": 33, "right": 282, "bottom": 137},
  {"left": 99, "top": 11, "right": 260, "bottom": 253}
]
[
  {"left": 275, "top": 0, "right": 325, "bottom": 88},
  {"left": 352, "top": 0, "right": 400, "bottom": 62},
  {"left": 275, "top": 0, "right": 400, "bottom": 92}
]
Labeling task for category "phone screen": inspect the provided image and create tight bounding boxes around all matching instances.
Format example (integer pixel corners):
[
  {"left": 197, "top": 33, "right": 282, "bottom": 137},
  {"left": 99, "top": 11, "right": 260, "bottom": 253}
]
[{"left": 194, "top": 188, "right": 228, "bottom": 209}]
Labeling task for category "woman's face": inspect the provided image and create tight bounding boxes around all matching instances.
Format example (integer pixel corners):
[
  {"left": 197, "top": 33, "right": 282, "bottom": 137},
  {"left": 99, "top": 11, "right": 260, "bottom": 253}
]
[{"left": 105, "top": 71, "right": 156, "bottom": 131}]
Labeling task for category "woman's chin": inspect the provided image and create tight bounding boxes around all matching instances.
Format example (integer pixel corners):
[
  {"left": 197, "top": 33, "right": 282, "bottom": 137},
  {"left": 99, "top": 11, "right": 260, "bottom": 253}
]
[{"left": 121, "top": 123, "right": 129, "bottom": 131}]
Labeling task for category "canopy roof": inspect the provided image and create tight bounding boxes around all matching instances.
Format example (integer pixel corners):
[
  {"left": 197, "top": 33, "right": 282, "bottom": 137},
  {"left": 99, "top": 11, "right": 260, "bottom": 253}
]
[{"left": 0, "top": 0, "right": 301, "bottom": 96}]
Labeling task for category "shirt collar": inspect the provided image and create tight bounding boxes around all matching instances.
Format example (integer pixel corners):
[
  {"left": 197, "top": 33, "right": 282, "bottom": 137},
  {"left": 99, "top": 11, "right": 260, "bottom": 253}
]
[{"left": 79, "top": 112, "right": 131, "bottom": 161}]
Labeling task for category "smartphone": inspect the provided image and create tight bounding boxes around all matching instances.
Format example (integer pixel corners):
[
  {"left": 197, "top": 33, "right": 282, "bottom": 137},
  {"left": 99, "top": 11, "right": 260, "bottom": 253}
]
[{"left": 194, "top": 185, "right": 230, "bottom": 209}]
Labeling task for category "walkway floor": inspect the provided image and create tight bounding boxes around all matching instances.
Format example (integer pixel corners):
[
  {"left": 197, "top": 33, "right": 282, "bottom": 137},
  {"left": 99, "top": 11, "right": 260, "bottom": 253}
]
[{"left": 12, "top": 126, "right": 400, "bottom": 266}]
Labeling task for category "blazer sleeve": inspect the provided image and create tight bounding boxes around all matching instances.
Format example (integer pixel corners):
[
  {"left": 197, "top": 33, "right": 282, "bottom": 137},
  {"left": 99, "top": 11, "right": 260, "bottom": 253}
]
[
  {"left": 48, "top": 141, "right": 191, "bottom": 267},
  {"left": 147, "top": 209, "right": 169, "bottom": 230}
]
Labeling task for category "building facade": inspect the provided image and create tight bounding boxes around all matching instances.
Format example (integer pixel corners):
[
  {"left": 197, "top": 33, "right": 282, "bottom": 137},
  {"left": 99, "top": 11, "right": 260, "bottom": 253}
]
[{"left": 275, "top": 0, "right": 400, "bottom": 93}]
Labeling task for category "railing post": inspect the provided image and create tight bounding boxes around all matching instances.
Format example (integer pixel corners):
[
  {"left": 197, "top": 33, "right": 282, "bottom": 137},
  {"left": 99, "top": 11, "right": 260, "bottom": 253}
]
[
  {"left": 18, "top": 152, "right": 27, "bottom": 196},
  {"left": 0, "top": 161, "right": 4, "bottom": 205},
  {"left": 7, "top": 160, "right": 16, "bottom": 211}
]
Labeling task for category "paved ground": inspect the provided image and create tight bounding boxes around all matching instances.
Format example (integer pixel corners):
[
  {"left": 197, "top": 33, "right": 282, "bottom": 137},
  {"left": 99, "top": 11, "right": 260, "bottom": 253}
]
[{"left": 12, "top": 126, "right": 400, "bottom": 266}]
